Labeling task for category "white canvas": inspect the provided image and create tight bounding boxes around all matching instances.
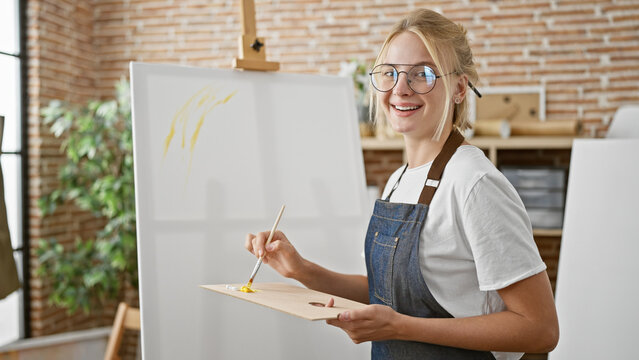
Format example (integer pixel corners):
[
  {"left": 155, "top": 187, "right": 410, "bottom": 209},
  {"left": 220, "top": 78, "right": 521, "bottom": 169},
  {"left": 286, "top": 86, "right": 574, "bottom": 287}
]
[
  {"left": 130, "top": 63, "right": 371, "bottom": 359},
  {"left": 550, "top": 139, "right": 639, "bottom": 359}
]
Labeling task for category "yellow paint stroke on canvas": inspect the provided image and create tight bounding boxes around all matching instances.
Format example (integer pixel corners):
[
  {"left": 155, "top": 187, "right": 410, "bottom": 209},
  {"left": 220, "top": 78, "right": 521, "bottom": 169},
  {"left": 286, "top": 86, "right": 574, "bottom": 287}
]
[
  {"left": 164, "top": 86, "right": 211, "bottom": 157},
  {"left": 190, "top": 90, "right": 237, "bottom": 153},
  {"left": 163, "top": 86, "right": 237, "bottom": 180}
]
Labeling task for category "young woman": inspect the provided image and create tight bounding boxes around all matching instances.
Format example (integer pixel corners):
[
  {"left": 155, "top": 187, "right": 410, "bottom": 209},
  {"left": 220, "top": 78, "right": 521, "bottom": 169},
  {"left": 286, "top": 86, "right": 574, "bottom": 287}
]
[{"left": 245, "top": 9, "right": 559, "bottom": 360}]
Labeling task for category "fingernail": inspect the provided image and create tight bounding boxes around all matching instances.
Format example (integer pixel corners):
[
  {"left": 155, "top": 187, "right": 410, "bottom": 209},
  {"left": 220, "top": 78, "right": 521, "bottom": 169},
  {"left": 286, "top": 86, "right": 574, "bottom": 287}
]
[
  {"left": 258, "top": 249, "right": 263, "bottom": 257},
  {"left": 266, "top": 244, "right": 273, "bottom": 251},
  {"left": 341, "top": 312, "right": 350, "bottom": 321}
]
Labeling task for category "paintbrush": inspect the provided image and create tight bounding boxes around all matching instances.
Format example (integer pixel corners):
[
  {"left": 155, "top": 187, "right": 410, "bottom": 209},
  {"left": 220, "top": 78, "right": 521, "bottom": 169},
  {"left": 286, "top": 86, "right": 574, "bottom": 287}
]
[{"left": 242, "top": 205, "right": 286, "bottom": 292}]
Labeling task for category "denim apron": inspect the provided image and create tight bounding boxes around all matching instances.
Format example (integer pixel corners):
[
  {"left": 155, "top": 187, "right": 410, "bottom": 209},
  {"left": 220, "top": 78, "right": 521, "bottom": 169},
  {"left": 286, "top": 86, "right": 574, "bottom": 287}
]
[{"left": 364, "top": 130, "right": 495, "bottom": 360}]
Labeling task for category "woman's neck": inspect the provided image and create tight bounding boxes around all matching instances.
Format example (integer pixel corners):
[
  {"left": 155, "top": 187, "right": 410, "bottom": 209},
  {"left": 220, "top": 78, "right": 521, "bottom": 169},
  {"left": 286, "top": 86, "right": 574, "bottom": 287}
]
[{"left": 403, "top": 126, "right": 453, "bottom": 169}]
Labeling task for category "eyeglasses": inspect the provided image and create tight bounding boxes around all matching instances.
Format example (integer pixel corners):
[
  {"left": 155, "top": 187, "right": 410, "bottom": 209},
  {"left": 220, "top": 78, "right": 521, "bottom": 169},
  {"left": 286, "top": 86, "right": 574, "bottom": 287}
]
[{"left": 369, "top": 63, "right": 482, "bottom": 98}]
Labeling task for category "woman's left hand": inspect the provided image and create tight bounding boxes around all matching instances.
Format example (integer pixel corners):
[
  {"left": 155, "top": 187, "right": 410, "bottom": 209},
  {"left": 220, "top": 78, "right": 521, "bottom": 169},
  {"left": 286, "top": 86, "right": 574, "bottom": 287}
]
[{"left": 326, "top": 302, "right": 401, "bottom": 344}]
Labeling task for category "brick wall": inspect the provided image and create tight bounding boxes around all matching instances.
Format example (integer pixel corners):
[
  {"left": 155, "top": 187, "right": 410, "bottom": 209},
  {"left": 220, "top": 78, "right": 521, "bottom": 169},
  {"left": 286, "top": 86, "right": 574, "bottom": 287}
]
[
  {"left": 27, "top": 0, "right": 638, "bottom": 341},
  {"left": 27, "top": 0, "right": 108, "bottom": 337},
  {"left": 90, "top": 0, "right": 639, "bottom": 137}
]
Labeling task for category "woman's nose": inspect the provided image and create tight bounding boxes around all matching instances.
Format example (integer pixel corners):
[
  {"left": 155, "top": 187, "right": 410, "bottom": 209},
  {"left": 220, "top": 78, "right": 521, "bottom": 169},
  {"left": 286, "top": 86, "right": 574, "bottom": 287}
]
[{"left": 392, "top": 72, "right": 413, "bottom": 95}]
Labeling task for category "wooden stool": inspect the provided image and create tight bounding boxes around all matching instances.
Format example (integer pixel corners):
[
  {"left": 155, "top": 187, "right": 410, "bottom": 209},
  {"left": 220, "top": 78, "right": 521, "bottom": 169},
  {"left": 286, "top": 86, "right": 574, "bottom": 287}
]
[{"left": 104, "top": 303, "right": 140, "bottom": 360}]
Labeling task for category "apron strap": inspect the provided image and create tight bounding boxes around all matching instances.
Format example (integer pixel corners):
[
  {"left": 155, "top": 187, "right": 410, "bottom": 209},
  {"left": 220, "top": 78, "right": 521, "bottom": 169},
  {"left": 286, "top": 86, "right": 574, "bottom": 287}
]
[
  {"left": 418, "top": 130, "right": 465, "bottom": 205},
  {"left": 384, "top": 163, "right": 409, "bottom": 202}
]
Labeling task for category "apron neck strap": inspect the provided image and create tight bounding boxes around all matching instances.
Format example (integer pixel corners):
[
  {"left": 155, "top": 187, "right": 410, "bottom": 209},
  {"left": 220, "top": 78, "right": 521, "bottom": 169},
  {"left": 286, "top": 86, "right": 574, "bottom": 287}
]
[
  {"left": 384, "top": 163, "right": 409, "bottom": 202},
  {"left": 417, "top": 130, "right": 465, "bottom": 205}
]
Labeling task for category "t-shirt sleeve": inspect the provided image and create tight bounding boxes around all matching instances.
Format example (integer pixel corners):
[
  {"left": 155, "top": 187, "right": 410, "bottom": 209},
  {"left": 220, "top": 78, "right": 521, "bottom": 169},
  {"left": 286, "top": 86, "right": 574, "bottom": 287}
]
[{"left": 461, "top": 170, "right": 547, "bottom": 291}]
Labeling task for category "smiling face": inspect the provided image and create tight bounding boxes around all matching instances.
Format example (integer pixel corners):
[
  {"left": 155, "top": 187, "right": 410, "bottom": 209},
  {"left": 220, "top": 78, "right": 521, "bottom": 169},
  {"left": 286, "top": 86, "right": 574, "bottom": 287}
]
[{"left": 377, "top": 31, "right": 454, "bottom": 140}]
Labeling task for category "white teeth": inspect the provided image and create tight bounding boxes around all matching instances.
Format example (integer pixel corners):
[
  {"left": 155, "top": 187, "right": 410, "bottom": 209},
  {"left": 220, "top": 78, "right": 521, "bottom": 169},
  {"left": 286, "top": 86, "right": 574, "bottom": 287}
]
[{"left": 394, "top": 105, "right": 420, "bottom": 111}]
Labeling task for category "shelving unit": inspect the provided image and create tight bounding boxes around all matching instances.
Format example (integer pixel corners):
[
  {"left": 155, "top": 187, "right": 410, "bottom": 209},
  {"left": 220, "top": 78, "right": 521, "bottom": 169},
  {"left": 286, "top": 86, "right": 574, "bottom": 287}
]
[
  {"left": 361, "top": 135, "right": 577, "bottom": 236},
  {"left": 470, "top": 136, "right": 575, "bottom": 164},
  {"left": 361, "top": 136, "right": 576, "bottom": 164}
]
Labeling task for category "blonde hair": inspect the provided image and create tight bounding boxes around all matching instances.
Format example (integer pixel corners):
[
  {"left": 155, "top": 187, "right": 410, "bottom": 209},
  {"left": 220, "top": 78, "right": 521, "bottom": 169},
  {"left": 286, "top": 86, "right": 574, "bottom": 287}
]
[{"left": 371, "top": 9, "right": 479, "bottom": 140}]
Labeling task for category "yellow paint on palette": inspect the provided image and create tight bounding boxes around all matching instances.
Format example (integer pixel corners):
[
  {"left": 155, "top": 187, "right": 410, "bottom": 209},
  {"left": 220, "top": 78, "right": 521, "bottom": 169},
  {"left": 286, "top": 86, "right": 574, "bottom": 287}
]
[
  {"left": 240, "top": 286, "right": 256, "bottom": 293},
  {"left": 225, "top": 284, "right": 257, "bottom": 293}
]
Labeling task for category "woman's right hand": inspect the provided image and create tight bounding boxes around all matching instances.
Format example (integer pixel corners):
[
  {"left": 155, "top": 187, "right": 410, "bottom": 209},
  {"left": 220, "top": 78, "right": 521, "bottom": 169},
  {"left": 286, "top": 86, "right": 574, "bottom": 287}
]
[{"left": 244, "top": 230, "right": 306, "bottom": 279}]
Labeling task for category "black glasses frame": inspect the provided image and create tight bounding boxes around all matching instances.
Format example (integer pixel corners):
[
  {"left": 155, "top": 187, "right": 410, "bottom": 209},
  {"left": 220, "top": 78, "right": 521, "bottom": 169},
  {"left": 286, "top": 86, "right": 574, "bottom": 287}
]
[{"left": 369, "top": 63, "right": 483, "bottom": 98}]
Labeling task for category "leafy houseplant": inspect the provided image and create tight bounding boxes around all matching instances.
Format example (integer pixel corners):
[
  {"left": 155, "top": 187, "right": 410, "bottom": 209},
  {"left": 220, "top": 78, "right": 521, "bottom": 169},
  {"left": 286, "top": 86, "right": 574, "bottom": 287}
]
[
  {"left": 339, "top": 59, "right": 374, "bottom": 136},
  {"left": 36, "top": 79, "right": 137, "bottom": 314}
]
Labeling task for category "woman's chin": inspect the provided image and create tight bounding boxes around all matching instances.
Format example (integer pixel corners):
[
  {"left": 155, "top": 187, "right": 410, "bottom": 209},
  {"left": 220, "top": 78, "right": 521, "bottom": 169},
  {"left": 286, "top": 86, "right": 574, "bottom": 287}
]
[
  {"left": 390, "top": 121, "right": 417, "bottom": 135},
  {"left": 391, "top": 124, "right": 438, "bottom": 140}
]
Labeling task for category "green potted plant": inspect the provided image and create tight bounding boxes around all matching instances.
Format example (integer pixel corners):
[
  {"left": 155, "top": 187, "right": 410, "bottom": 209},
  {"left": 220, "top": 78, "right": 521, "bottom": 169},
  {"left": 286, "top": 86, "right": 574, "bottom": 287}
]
[
  {"left": 339, "top": 59, "right": 374, "bottom": 137},
  {"left": 36, "top": 79, "right": 137, "bottom": 314}
]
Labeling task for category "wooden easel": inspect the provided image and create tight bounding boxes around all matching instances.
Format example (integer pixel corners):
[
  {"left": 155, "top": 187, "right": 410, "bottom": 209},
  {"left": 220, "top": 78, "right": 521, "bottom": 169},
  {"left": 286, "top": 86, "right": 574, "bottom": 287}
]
[{"left": 233, "top": 0, "right": 280, "bottom": 71}]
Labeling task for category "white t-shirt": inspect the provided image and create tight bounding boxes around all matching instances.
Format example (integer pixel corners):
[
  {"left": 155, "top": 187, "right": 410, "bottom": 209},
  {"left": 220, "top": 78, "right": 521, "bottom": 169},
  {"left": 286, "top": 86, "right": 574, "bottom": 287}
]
[{"left": 381, "top": 145, "right": 546, "bottom": 360}]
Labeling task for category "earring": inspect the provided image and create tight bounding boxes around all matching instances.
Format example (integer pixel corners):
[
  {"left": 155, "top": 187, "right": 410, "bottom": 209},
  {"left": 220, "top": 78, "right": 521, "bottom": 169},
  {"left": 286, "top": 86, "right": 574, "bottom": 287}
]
[{"left": 454, "top": 97, "right": 461, "bottom": 104}]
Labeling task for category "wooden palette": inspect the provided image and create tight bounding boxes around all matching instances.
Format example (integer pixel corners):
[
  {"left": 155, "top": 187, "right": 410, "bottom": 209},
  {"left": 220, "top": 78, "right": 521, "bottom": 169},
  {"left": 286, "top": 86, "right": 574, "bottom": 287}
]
[{"left": 201, "top": 282, "right": 367, "bottom": 321}]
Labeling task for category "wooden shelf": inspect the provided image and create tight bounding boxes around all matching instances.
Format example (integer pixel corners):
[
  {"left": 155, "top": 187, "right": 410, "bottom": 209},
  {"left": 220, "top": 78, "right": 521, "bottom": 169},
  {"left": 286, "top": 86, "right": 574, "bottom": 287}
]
[
  {"left": 470, "top": 136, "right": 575, "bottom": 164},
  {"left": 361, "top": 136, "right": 577, "bottom": 164},
  {"left": 361, "top": 136, "right": 575, "bottom": 150},
  {"left": 360, "top": 137, "right": 404, "bottom": 151},
  {"left": 533, "top": 228, "right": 563, "bottom": 237},
  {"left": 469, "top": 136, "right": 575, "bottom": 149}
]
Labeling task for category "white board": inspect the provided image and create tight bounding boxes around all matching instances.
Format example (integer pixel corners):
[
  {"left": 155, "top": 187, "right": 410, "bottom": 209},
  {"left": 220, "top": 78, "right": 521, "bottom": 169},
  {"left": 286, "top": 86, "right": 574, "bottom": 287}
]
[
  {"left": 550, "top": 139, "right": 639, "bottom": 359},
  {"left": 130, "top": 63, "right": 371, "bottom": 360}
]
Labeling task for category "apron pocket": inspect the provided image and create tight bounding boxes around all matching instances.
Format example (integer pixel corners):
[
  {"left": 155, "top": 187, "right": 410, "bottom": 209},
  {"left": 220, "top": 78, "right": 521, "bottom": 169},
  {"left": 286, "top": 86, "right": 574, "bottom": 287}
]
[{"left": 369, "top": 232, "right": 399, "bottom": 305}]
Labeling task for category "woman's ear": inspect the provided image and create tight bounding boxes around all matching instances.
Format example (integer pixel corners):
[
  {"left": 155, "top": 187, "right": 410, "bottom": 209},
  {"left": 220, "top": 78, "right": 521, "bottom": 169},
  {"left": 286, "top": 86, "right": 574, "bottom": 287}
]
[{"left": 454, "top": 73, "right": 468, "bottom": 103}]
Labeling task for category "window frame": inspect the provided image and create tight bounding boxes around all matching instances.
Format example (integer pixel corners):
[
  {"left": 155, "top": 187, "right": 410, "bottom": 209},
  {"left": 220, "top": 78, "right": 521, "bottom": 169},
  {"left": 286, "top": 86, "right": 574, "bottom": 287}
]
[
  {"left": 19, "top": 0, "right": 29, "bottom": 339},
  {"left": 0, "top": 0, "right": 30, "bottom": 341}
]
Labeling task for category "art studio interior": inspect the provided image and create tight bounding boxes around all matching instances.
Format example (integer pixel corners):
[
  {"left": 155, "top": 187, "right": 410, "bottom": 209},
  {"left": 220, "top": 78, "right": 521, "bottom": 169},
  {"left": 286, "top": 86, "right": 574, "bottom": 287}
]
[{"left": 0, "top": 0, "right": 638, "bottom": 359}]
